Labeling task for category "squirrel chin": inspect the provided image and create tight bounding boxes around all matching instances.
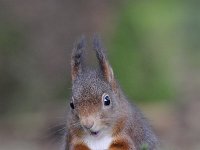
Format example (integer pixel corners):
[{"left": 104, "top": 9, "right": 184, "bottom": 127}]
[
  {"left": 88, "top": 128, "right": 110, "bottom": 138},
  {"left": 88, "top": 129, "right": 107, "bottom": 138}
]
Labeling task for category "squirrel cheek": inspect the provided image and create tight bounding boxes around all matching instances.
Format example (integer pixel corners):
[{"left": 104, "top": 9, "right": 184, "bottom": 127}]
[{"left": 100, "top": 112, "right": 106, "bottom": 119}]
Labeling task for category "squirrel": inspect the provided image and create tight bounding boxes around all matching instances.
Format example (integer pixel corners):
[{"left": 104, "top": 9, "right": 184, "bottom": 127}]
[{"left": 64, "top": 36, "right": 158, "bottom": 150}]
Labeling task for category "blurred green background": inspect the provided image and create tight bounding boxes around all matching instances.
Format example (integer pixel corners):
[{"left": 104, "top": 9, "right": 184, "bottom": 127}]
[{"left": 0, "top": 0, "right": 200, "bottom": 150}]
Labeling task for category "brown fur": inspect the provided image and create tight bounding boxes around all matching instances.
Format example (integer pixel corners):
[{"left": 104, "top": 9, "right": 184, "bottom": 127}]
[
  {"left": 71, "top": 67, "right": 78, "bottom": 81},
  {"left": 100, "top": 61, "right": 112, "bottom": 82},
  {"left": 112, "top": 117, "right": 126, "bottom": 136},
  {"left": 73, "top": 143, "right": 90, "bottom": 150},
  {"left": 109, "top": 138, "right": 130, "bottom": 150}
]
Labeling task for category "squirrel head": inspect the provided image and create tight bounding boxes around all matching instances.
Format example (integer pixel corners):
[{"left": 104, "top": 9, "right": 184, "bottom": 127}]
[{"left": 69, "top": 36, "right": 121, "bottom": 136}]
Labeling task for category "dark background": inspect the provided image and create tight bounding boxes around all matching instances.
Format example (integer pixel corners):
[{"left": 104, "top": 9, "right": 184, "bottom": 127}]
[{"left": 0, "top": 0, "right": 200, "bottom": 149}]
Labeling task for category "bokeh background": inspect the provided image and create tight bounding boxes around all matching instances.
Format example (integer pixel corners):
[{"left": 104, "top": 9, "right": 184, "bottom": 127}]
[{"left": 0, "top": 0, "right": 200, "bottom": 150}]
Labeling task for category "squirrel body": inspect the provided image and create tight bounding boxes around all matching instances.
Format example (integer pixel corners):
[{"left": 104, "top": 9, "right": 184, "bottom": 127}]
[{"left": 64, "top": 36, "right": 158, "bottom": 150}]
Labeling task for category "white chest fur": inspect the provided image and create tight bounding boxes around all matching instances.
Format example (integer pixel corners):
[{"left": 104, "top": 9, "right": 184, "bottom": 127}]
[{"left": 83, "top": 134, "right": 113, "bottom": 150}]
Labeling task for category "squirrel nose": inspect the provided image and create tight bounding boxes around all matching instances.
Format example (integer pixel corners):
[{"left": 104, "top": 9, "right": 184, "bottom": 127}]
[{"left": 81, "top": 119, "right": 94, "bottom": 130}]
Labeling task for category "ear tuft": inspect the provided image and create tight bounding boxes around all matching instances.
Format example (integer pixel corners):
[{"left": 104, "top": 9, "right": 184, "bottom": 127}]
[
  {"left": 93, "top": 35, "right": 117, "bottom": 91},
  {"left": 71, "top": 36, "right": 86, "bottom": 81}
]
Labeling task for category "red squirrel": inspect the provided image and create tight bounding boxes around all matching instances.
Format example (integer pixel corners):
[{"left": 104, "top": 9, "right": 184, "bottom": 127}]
[{"left": 64, "top": 36, "right": 158, "bottom": 150}]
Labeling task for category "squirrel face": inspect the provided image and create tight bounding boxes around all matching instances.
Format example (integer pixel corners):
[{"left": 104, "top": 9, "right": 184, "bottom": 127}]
[
  {"left": 70, "top": 70, "right": 117, "bottom": 137},
  {"left": 69, "top": 36, "right": 120, "bottom": 137}
]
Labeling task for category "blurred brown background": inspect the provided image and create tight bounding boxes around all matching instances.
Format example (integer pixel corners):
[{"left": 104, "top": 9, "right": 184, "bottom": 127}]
[{"left": 0, "top": 0, "right": 200, "bottom": 150}]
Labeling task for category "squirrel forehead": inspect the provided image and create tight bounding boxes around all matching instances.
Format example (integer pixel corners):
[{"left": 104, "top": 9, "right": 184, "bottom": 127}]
[{"left": 72, "top": 71, "right": 111, "bottom": 100}]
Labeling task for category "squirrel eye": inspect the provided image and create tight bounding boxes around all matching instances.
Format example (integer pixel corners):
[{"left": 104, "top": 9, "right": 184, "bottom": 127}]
[
  {"left": 103, "top": 94, "right": 111, "bottom": 106},
  {"left": 70, "top": 102, "right": 75, "bottom": 109},
  {"left": 70, "top": 97, "right": 75, "bottom": 109}
]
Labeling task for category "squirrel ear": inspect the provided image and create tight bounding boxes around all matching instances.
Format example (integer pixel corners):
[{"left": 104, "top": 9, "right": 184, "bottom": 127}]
[
  {"left": 71, "top": 36, "right": 86, "bottom": 82},
  {"left": 93, "top": 35, "right": 117, "bottom": 91}
]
